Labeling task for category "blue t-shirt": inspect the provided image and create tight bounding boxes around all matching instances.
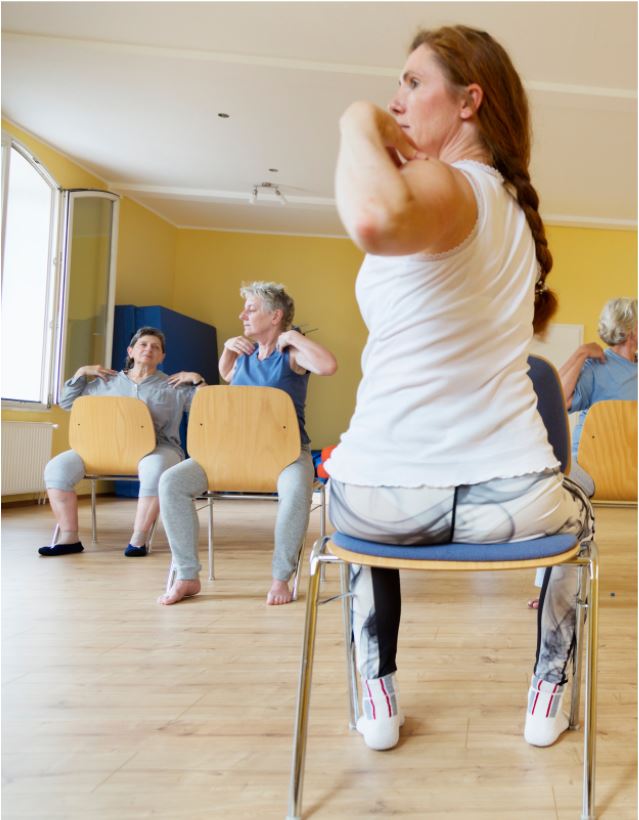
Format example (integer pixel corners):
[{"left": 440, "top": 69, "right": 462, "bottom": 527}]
[
  {"left": 571, "top": 348, "right": 637, "bottom": 453},
  {"left": 231, "top": 347, "right": 310, "bottom": 444}
]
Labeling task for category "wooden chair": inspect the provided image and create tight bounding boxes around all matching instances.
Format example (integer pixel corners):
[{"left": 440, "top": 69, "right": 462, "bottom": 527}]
[
  {"left": 287, "top": 355, "right": 599, "bottom": 820},
  {"left": 65, "top": 395, "right": 157, "bottom": 546},
  {"left": 576, "top": 400, "right": 638, "bottom": 503},
  {"left": 166, "top": 385, "right": 326, "bottom": 599}
]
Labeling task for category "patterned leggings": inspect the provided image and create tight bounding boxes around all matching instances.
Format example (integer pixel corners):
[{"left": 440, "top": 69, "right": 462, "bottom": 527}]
[{"left": 329, "top": 470, "right": 593, "bottom": 685}]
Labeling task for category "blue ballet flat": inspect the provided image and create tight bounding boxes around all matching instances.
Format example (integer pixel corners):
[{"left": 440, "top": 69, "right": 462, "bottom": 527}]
[
  {"left": 38, "top": 542, "right": 84, "bottom": 556},
  {"left": 124, "top": 544, "right": 147, "bottom": 558}
]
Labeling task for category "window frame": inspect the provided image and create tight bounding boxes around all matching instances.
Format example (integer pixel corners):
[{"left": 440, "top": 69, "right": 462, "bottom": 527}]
[
  {"left": 2, "top": 134, "right": 63, "bottom": 410},
  {"left": 1, "top": 134, "right": 119, "bottom": 410},
  {"left": 55, "top": 189, "right": 120, "bottom": 397}
]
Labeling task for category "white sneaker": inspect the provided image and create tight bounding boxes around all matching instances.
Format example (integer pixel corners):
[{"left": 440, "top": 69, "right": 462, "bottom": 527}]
[
  {"left": 524, "top": 675, "right": 569, "bottom": 747},
  {"left": 357, "top": 674, "right": 404, "bottom": 751}
]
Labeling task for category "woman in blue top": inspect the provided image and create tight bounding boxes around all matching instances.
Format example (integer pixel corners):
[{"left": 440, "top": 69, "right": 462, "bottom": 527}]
[
  {"left": 560, "top": 297, "right": 637, "bottom": 496},
  {"left": 158, "top": 281, "right": 337, "bottom": 607}
]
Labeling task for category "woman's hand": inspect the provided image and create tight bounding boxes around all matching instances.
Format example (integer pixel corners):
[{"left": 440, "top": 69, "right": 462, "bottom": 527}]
[
  {"left": 219, "top": 336, "right": 255, "bottom": 382},
  {"left": 559, "top": 341, "right": 606, "bottom": 408},
  {"left": 340, "top": 101, "right": 424, "bottom": 166},
  {"left": 337, "top": 100, "right": 476, "bottom": 256},
  {"left": 223, "top": 336, "right": 256, "bottom": 356},
  {"left": 73, "top": 365, "right": 117, "bottom": 381},
  {"left": 276, "top": 329, "right": 303, "bottom": 352},
  {"left": 277, "top": 330, "right": 337, "bottom": 376},
  {"left": 167, "top": 371, "right": 205, "bottom": 387},
  {"left": 578, "top": 342, "right": 606, "bottom": 362}
]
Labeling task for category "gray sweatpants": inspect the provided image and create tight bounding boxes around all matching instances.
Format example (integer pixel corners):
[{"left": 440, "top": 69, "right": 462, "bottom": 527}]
[
  {"left": 44, "top": 444, "right": 182, "bottom": 496},
  {"left": 159, "top": 447, "right": 314, "bottom": 581}
]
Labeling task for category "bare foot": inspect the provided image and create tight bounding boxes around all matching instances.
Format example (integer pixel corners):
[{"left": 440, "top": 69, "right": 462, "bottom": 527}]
[
  {"left": 267, "top": 579, "right": 293, "bottom": 606},
  {"left": 527, "top": 597, "right": 540, "bottom": 610},
  {"left": 157, "top": 578, "right": 201, "bottom": 606}
]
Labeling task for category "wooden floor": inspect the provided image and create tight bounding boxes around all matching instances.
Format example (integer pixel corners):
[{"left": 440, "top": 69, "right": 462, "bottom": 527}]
[{"left": 2, "top": 497, "right": 636, "bottom": 819}]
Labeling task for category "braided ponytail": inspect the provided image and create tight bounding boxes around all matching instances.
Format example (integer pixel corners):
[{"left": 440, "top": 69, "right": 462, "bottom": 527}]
[
  {"left": 410, "top": 26, "right": 558, "bottom": 334},
  {"left": 495, "top": 161, "right": 557, "bottom": 334}
]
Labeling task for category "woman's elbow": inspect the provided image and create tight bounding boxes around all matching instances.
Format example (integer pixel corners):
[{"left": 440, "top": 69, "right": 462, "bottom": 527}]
[
  {"left": 351, "top": 216, "right": 394, "bottom": 255},
  {"left": 317, "top": 356, "right": 338, "bottom": 377}
]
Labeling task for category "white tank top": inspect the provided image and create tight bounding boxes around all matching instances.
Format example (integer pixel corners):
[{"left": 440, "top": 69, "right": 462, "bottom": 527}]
[{"left": 326, "top": 160, "right": 558, "bottom": 488}]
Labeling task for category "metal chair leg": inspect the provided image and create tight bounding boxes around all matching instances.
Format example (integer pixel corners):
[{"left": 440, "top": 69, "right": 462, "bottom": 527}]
[
  {"left": 51, "top": 523, "right": 60, "bottom": 546},
  {"left": 340, "top": 560, "right": 359, "bottom": 729},
  {"left": 208, "top": 496, "right": 214, "bottom": 581},
  {"left": 287, "top": 541, "right": 325, "bottom": 820},
  {"left": 91, "top": 479, "right": 98, "bottom": 543},
  {"left": 319, "top": 484, "right": 326, "bottom": 539},
  {"left": 147, "top": 518, "right": 158, "bottom": 554},
  {"left": 581, "top": 545, "right": 599, "bottom": 820},
  {"left": 293, "top": 483, "right": 328, "bottom": 602},
  {"left": 165, "top": 562, "right": 177, "bottom": 594},
  {"left": 570, "top": 564, "right": 587, "bottom": 729},
  {"left": 319, "top": 484, "right": 327, "bottom": 584},
  {"left": 291, "top": 538, "right": 305, "bottom": 602}
]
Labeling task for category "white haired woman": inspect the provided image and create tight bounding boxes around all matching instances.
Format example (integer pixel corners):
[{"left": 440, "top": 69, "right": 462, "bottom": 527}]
[
  {"left": 158, "top": 281, "right": 337, "bottom": 607},
  {"left": 40, "top": 326, "right": 205, "bottom": 558},
  {"left": 560, "top": 296, "right": 637, "bottom": 495}
]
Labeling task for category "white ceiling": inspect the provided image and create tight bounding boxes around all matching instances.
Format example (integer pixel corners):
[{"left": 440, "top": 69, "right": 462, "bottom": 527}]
[{"left": 2, "top": 1, "right": 637, "bottom": 237}]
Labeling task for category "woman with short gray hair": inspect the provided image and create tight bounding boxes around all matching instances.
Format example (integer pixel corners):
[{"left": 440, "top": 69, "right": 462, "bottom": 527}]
[
  {"left": 158, "top": 281, "right": 337, "bottom": 607},
  {"left": 559, "top": 296, "right": 637, "bottom": 489}
]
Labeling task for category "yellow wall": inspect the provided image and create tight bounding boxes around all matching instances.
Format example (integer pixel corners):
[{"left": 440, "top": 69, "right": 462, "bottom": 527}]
[
  {"left": 173, "top": 230, "right": 365, "bottom": 448},
  {"left": 117, "top": 197, "right": 176, "bottom": 307},
  {"left": 547, "top": 225, "right": 637, "bottom": 341}
]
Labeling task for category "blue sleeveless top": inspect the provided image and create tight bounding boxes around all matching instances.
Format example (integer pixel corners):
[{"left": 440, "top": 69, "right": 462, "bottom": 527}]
[{"left": 231, "top": 347, "right": 310, "bottom": 444}]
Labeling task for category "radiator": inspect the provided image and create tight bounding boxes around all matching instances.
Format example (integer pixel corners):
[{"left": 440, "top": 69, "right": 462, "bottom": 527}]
[{"left": 2, "top": 421, "right": 56, "bottom": 495}]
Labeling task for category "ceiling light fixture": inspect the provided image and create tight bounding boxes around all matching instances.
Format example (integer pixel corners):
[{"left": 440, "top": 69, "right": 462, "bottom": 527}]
[{"left": 248, "top": 181, "right": 287, "bottom": 206}]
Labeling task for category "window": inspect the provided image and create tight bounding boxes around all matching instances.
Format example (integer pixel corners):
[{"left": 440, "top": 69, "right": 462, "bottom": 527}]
[
  {"left": 1, "top": 134, "right": 119, "bottom": 408},
  {"left": 1, "top": 137, "right": 59, "bottom": 406}
]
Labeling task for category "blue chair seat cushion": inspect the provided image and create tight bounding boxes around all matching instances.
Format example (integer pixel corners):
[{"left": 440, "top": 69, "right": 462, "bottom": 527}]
[{"left": 330, "top": 531, "right": 578, "bottom": 562}]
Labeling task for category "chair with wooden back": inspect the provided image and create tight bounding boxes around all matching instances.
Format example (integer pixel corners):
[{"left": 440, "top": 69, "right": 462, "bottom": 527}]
[
  {"left": 577, "top": 400, "right": 638, "bottom": 503},
  {"left": 166, "top": 385, "right": 325, "bottom": 598},
  {"left": 287, "top": 355, "right": 599, "bottom": 820},
  {"left": 67, "top": 395, "right": 156, "bottom": 545}
]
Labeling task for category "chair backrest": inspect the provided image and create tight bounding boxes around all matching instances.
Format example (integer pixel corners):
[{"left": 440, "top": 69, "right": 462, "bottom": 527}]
[
  {"left": 577, "top": 400, "right": 638, "bottom": 502},
  {"left": 527, "top": 354, "right": 571, "bottom": 474},
  {"left": 187, "top": 385, "right": 301, "bottom": 492},
  {"left": 69, "top": 395, "right": 156, "bottom": 475}
]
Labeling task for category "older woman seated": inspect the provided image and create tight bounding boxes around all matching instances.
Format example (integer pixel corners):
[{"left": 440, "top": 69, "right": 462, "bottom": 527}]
[
  {"left": 560, "top": 296, "right": 637, "bottom": 496},
  {"left": 158, "top": 281, "right": 337, "bottom": 606},
  {"left": 39, "top": 326, "right": 205, "bottom": 558},
  {"left": 528, "top": 296, "right": 637, "bottom": 608}
]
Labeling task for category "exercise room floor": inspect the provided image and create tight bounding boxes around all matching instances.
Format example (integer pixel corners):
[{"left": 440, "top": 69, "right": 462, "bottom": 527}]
[{"left": 2, "top": 497, "right": 636, "bottom": 819}]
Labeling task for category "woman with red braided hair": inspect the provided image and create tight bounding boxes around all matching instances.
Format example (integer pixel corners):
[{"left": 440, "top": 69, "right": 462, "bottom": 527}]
[{"left": 325, "top": 26, "right": 593, "bottom": 751}]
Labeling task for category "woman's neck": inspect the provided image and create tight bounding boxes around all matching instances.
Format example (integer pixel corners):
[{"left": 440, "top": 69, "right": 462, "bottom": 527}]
[
  {"left": 439, "top": 125, "right": 492, "bottom": 167},
  {"left": 611, "top": 340, "right": 637, "bottom": 363},
  {"left": 254, "top": 328, "right": 283, "bottom": 360},
  {"left": 127, "top": 364, "right": 157, "bottom": 383}
]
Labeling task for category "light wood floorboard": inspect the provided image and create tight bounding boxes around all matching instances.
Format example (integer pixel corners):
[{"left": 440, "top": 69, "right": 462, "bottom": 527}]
[{"left": 2, "top": 497, "right": 636, "bottom": 819}]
